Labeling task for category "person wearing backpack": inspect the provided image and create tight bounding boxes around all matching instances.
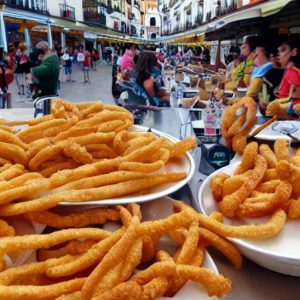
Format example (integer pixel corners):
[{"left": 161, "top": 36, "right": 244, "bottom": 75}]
[
  {"left": 77, "top": 49, "right": 85, "bottom": 70},
  {"left": 61, "top": 48, "right": 73, "bottom": 82},
  {"left": 14, "top": 42, "right": 30, "bottom": 96}
]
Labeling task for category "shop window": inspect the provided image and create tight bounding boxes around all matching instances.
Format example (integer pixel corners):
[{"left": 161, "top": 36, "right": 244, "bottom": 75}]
[
  {"left": 114, "top": 21, "right": 119, "bottom": 30},
  {"left": 150, "top": 33, "right": 156, "bottom": 39},
  {"left": 131, "top": 26, "right": 136, "bottom": 35},
  {"left": 150, "top": 17, "right": 156, "bottom": 26}
]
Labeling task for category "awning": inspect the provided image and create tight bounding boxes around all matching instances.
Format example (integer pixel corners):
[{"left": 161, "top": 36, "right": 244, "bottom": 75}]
[
  {"left": 175, "top": 35, "right": 204, "bottom": 44},
  {"left": 261, "top": 0, "right": 294, "bottom": 17},
  {"left": 50, "top": 17, "right": 126, "bottom": 39},
  {"left": 50, "top": 17, "right": 89, "bottom": 32},
  {"left": 2, "top": 6, "right": 50, "bottom": 24}
]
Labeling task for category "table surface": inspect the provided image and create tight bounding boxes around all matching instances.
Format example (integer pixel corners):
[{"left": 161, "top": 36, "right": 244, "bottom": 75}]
[{"left": 1, "top": 107, "right": 300, "bottom": 300}]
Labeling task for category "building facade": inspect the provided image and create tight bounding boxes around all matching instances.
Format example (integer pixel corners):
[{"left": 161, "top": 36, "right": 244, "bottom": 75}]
[
  {"left": 143, "top": 0, "right": 160, "bottom": 39},
  {"left": 158, "top": 0, "right": 266, "bottom": 36},
  {"left": 0, "top": 0, "right": 145, "bottom": 52}
]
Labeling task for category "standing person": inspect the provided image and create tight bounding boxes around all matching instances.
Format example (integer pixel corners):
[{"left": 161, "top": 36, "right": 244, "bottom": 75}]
[
  {"left": 76, "top": 48, "right": 85, "bottom": 70},
  {"left": 0, "top": 48, "right": 13, "bottom": 108},
  {"left": 14, "top": 42, "right": 30, "bottom": 96},
  {"left": 62, "top": 48, "right": 72, "bottom": 82},
  {"left": 73, "top": 48, "right": 78, "bottom": 67},
  {"left": 92, "top": 48, "right": 99, "bottom": 70},
  {"left": 83, "top": 50, "right": 91, "bottom": 84},
  {"left": 8, "top": 43, "right": 17, "bottom": 69},
  {"left": 28, "top": 41, "right": 60, "bottom": 99},
  {"left": 120, "top": 44, "right": 135, "bottom": 72}
]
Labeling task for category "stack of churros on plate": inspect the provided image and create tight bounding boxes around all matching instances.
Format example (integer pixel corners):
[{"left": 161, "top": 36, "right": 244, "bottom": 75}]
[
  {"left": 0, "top": 201, "right": 237, "bottom": 299},
  {"left": 211, "top": 139, "right": 300, "bottom": 220},
  {"left": 0, "top": 99, "right": 196, "bottom": 222}
]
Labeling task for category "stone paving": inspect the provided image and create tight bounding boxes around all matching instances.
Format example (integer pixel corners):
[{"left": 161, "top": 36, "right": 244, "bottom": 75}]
[{"left": 8, "top": 63, "right": 115, "bottom": 109}]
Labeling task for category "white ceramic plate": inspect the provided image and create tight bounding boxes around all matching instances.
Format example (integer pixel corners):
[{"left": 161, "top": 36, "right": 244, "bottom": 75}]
[
  {"left": 102, "top": 197, "right": 218, "bottom": 300},
  {"left": 60, "top": 126, "right": 195, "bottom": 206},
  {"left": 198, "top": 162, "right": 300, "bottom": 276},
  {"left": 250, "top": 120, "right": 300, "bottom": 141},
  {"left": 3, "top": 216, "right": 45, "bottom": 267}
]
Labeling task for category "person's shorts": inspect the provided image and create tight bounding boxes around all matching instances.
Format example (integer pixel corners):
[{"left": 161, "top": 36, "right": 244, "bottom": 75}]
[
  {"left": 83, "top": 66, "right": 90, "bottom": 72},
  {"left": 64, "top": 66, "right": 72, "bottom": 74}
]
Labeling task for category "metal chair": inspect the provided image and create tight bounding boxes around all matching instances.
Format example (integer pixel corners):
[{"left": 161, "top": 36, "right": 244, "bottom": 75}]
[{"left": 33, "top": 95, "right": 58, "bottom": 118}]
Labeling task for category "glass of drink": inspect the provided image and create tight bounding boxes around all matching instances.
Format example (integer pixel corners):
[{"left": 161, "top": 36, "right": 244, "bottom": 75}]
[{"left": 203, "top": 109, "right": 218, "bottom": 136}]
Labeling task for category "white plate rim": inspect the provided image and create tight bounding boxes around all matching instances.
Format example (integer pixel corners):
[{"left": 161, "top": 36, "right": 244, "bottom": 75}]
[
  {"left": 198, "top": 162, "right": 300, "bottom": 263},
  {"left": 60, "top": 126, "right": 195, "bottom": 206},
  {"left": 251, "top": 120, "right": 300, "bottom": 142}
]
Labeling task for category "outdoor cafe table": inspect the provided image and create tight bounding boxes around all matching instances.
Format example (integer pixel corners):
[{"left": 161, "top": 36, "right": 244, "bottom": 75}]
[{"left": 1, "top": 107, "right": 300, "bottom": 299}]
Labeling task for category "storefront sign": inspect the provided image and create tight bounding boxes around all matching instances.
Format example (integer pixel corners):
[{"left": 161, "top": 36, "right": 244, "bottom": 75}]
[{"left": 84, "top": 32, "right": 97, "bottom": 40}]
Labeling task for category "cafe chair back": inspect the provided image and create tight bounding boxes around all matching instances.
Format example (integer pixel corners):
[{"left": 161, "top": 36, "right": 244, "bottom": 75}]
[{"left": 33, "top": 95, "right": 59, "bottom": 118}]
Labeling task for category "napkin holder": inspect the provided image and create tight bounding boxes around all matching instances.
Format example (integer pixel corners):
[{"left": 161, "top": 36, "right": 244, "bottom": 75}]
[{"left": 199, "top": 143, "right": 231, "bottom": 175}]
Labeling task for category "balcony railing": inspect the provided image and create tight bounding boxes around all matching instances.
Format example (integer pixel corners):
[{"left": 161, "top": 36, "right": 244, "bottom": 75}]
[
  {"left": 1, "top": 0, "right": 49, "bottom": 15},
  {"left": 59, "top": 3, "right": 75, "bottom": 21},
  {"left": 83, "top": 7, "right": 106, "bottom": 27}
]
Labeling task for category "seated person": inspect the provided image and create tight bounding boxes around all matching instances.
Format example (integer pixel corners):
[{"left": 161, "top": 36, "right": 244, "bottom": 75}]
[
  {"left": 246, "top": 36, "right": 274, "bottom": 101},
  {"left": 225, "top": 36, "right": 259, "bottom": 91},
  {"left": 135, "top": 51, "right": 170, "bottom": 107},
  {"left": 29, "top": 41, "right": 60, "bottom": 99},
  {"left": 266, "top": 39, "right": 300, "bottom": 117},
  {"left": 225, "top": 36, "right": 278, "bottom": 107},
  {"left": 224, "top": 46, "right": 242, "bottom": 81},
  {"left": 258, "top": 68, "right": 285, "bottom": 115}
]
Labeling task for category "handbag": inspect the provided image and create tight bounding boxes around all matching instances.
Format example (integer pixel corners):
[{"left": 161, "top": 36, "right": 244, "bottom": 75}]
[
  {"left": 62, "top": 53, "right": 70, "bottom": 61},
  {"left": 77, "top": 53, "right": 85, "bottom": 62}
]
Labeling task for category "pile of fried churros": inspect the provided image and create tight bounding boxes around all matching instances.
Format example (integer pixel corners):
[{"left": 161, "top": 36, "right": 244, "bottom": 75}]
[
  {"left": 212, "top": 139, "right": 300, "bottom": 221},
  {"left": 0, "top": 201, "right": 238, "bottom": 299},
  {"left": 0, "top": 99, "right": 196, "bottom": 227},
  {"left": 221, "top": 97, "right": 257, "bottom": 154},
  {"left": 0, "top": 98, "right": 236, "bottom": 299}
]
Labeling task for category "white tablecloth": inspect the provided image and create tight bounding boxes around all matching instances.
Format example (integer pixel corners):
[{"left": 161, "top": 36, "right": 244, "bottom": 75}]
[{"left": 0, "top": 109, "right": 34, "bottom": 121}]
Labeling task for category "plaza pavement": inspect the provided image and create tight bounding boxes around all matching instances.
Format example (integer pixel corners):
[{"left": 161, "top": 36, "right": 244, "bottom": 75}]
[{"left": 9, "top": 64, "right": 115, "bottom": 109}]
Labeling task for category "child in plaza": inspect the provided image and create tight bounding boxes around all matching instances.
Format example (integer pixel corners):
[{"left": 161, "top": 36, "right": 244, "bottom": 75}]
[{"left": 83, "top": 50, "right": 91, "bottom": 84}]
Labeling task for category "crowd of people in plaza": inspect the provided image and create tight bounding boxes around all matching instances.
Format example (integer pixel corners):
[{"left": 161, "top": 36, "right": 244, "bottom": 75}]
[
  {"left": 0, "top": 34, "right": 299, "bottom": 114},
  {"left": 114, "top": 35, "right": 300, "bottom": 115},
  {"left": 114, "top": 44, "right": 211, "bottom": 107},
  {"left": 0, "top": 41, "right": 103, "bottom": 107}
]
